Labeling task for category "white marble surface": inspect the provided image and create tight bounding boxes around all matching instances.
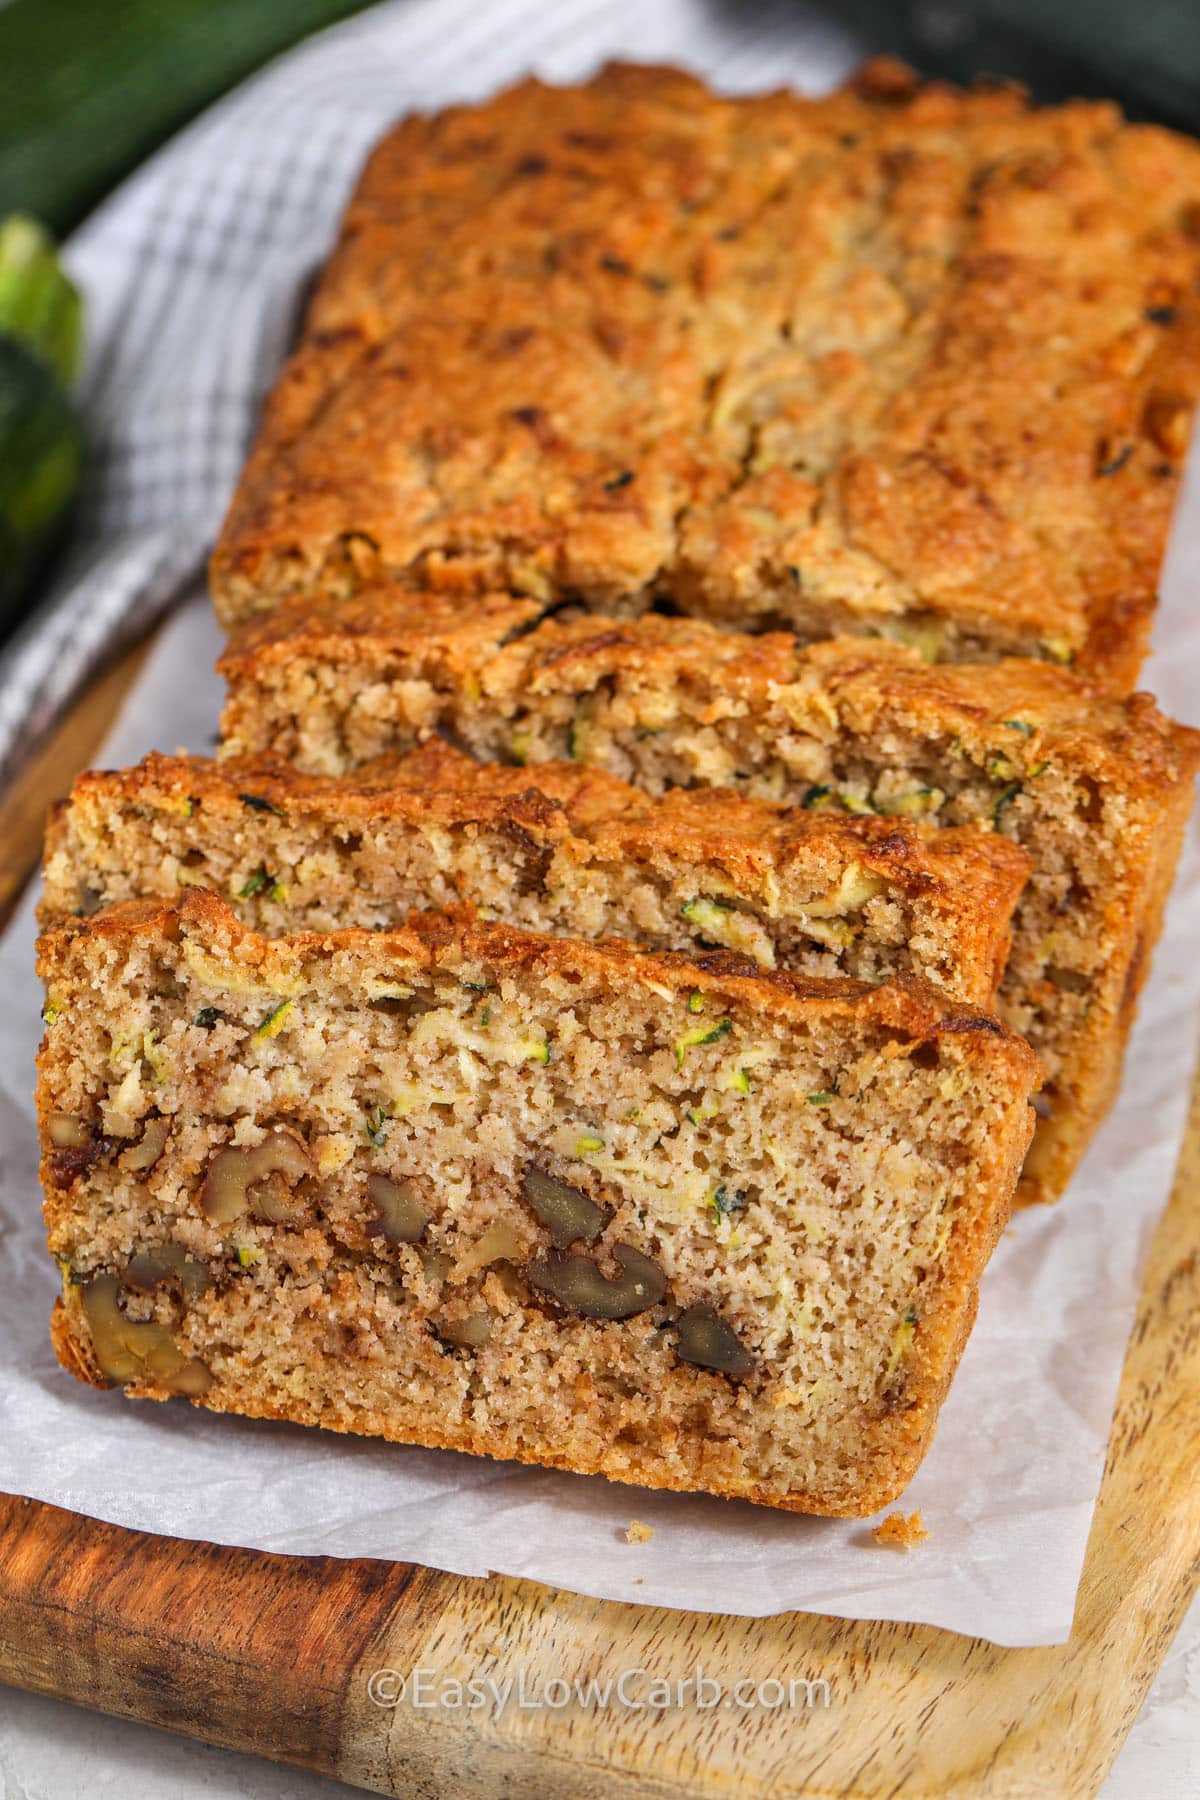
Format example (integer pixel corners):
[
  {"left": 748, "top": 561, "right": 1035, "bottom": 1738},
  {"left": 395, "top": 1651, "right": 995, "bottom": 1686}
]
[{"left": 2, "top": 1587, "right": 1198, "bottom": 1796}]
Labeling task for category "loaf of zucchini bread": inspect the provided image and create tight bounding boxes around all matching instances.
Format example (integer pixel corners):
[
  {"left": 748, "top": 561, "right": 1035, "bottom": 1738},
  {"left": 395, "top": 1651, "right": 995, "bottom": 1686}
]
[
  {"left": 218, "top": 606, "right": 1199, "bottom": 1204},
  {"left": 39, "top": 890, "right": 1038, "bottom": 1516},
  {"left": 210, "top": 61, "right": 1200, "bottom": 687},
  {"left": 42, "top": 741, "right": 1030, "bottom": 1004}
]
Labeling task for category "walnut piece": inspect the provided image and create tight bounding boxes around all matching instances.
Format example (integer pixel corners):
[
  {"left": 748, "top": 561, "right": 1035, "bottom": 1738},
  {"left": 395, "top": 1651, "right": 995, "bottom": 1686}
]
[
  {"left": 81, "top": 1273, "right": 212, "bottom": 1395},
  {"left": 438, "top": 1311, "right": 493, "bottom": 1348},
  {"left": 675, "top": 1305, "right": 755, "bottom": 1379},
  {"left": 528, "top": 1243, "right": 666, "bottom": 1319},
  {"left": 200, "top": 1128, "right": 313, "bottom": 1224},
  {"left": 123, "top": 1241, "right": 210, "bottom": 1300},
  {"left": 48, "top": 1113, "right": 90, "bottom": 1149},
  {"left": 366, "top": 1173, "right": 428, "bottom": 1243},
  {"left": 523, "top": 1165, "right": 608, "bottom": 1246},
  {"left": 124, "top": 1115, "right": 170, "bottom": 1172}
]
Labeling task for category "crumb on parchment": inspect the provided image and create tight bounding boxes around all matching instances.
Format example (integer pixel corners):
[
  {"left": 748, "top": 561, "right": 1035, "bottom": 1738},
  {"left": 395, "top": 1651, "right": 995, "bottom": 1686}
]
[
  {"left": 626, "top": 1520, "right": 655, "bottom": 1544},
  {"left": 870, "top": 1510, "right": 929, "bottom": 1550}
]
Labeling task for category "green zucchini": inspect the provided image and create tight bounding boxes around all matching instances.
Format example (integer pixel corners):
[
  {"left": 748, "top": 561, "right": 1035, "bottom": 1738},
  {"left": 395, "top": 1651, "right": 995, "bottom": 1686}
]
[
  {"left": 0, "top": 217, "right": 85, "bottom": 623},
  {"left": 0, "top": 0, "right": 377, "bottom": 234},
  {"left": 0, "top": 216, "right": 81, "bottom": 389}
]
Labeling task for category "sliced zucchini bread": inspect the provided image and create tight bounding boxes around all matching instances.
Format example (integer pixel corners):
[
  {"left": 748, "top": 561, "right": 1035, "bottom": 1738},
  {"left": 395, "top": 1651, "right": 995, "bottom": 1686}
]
[
  {"left": 217, "top": 605, "right": 1200, "bottom": 1203},
  {"left": 42, "top": 741, "right": 1031, "bottom": 1004},
  {"left": 39, "top": 891, "right": 1038, "bottom": 1517}
]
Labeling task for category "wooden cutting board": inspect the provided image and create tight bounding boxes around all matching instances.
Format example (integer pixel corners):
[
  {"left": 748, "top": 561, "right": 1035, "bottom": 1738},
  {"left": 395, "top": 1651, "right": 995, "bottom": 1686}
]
[{"left": 1, "top": 642, "right": 1198, "bottom": 1799}]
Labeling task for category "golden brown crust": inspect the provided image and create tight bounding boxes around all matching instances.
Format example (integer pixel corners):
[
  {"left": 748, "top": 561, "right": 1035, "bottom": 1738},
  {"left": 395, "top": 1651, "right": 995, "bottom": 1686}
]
[
  {"left": 51, "top": 742, "right": 627, "bottom": 839},
  {"left": 35, "top": 887, "right": 1039, "bottom": 1068},
  {"left": 219, "top": 599, "right": 1200, "bottom": 798},
  {"left": 211, "top": 61, "right": 1200, "bottom": 686},
  {"left": 217, "top": 591, "right": 801, "bottom": 695},
  {"left": 49, "top": 741, "right": 1031, "bottom": 917},
  {"left": 584, "top": 785, "right": 1031, "bottom": 908}
]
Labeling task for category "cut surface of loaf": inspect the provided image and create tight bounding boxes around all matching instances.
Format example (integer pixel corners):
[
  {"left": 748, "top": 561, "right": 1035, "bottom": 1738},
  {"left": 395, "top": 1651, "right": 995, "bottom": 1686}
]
[
  {"left": 42, "top": 742, "right": 1031, "bottom": 1005},
  {"left": 209, "top": 60, "right": 1200, "bottom": 686},
  {"left": 218, "top": 608, "right": 1200, "bottom": 1204},
  {"left": 38, "top": 891, "right": 1037, "bottom": 1517}
]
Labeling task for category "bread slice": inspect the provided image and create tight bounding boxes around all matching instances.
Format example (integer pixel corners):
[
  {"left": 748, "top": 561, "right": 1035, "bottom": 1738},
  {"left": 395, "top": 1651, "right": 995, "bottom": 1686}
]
[
  {"left": 209, "top": 61, "right": 1200, "bottom": 687},
  {"left": 42, "top": 742, "right": 1031, "bottom": 1005},
  {"left": 218, "top": 603, "right": 1199, "bottom": 1204},
  {"left": 38, "top": 890, "right": 1037, "bottom": 1517}
]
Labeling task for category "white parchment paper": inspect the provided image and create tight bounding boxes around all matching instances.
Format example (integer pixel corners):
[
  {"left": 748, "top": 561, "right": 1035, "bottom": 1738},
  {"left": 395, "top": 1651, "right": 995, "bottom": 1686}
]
[{"left": 0, "top": 0, "right": 1197, "bottom": 1649}]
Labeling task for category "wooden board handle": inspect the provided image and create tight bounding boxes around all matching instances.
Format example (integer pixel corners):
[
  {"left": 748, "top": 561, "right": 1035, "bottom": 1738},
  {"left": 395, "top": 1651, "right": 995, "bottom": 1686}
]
[{"left": 0, "top": 1494, "right": 420, "bottom": 1783}]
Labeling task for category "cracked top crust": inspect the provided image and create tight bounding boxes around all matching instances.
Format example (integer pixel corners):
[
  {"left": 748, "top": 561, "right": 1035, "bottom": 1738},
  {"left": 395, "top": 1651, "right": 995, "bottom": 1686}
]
[
  {"left": 49, "top": 740, "right": 1033, "bottom": 915},
  {"left": 211, "top": 58, "right": 1200, "bottom": 687}
]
